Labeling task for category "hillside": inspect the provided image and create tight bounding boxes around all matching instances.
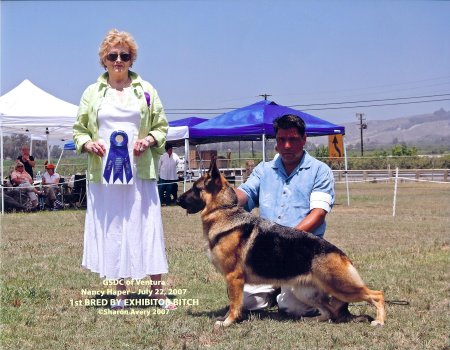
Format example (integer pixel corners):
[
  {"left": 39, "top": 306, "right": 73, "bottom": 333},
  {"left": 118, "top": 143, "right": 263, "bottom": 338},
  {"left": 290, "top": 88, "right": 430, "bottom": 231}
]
[{"left": 339, "top": 108, "right": 450, "bottom": 149}]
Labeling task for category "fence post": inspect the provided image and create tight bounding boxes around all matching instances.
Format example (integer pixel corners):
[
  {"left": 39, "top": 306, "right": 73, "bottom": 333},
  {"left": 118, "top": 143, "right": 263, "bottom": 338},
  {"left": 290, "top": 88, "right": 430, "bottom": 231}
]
[{"left": 393, "top": 167, "right": 399, "bottom": 217}]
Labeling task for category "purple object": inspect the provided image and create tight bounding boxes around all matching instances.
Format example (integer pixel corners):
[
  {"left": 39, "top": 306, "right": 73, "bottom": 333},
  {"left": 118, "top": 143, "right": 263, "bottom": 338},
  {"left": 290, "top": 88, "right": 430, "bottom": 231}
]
[
  {"left": 169, "top": 117, "right": 208, "bottom": 127},
  {"left": 144, "top": 92, "right": 151, "bottom": 107}
]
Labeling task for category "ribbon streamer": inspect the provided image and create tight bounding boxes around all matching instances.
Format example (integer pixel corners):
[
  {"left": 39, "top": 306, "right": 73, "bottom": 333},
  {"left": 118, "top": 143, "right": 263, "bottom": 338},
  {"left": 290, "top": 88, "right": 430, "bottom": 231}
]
[{"left": 103, "top": 130, "right": 133, "bottom": 184}]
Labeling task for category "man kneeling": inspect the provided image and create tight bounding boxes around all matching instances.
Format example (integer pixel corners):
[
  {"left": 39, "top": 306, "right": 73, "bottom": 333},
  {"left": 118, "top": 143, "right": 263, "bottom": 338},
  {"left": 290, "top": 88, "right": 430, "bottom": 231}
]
[{"left": 235, "top": 114, "right": 335, "bottom": 317}]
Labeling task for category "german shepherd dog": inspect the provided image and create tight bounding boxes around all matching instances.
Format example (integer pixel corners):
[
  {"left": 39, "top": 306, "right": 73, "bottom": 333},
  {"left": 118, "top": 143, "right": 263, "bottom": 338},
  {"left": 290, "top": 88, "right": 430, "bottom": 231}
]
[{"left": 177, "top": 158, "right": 385, "bottom": 328}]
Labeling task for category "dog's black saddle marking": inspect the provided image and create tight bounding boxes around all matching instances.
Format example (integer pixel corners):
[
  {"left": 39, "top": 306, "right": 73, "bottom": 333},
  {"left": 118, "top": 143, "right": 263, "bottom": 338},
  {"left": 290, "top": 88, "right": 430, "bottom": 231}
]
[
  {"left": 209, "top": 221, "right": 255, "bottom": 250},
  {"left": 246, "top": 221, "right": 343, "bottom": 279}
]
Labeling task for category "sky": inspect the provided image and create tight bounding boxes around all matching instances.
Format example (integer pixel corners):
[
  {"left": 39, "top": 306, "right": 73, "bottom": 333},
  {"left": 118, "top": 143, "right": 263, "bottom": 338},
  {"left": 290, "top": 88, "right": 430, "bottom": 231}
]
[{"left": 1, "top": 0, "right": 450, "bottom": 125}]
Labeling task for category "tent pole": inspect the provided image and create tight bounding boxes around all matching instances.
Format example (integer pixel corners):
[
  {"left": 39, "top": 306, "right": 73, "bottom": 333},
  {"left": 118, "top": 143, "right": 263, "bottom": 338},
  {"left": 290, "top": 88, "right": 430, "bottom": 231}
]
[
  {"left": 262, "top": 134, "right": 266, "bottom": 162},
  {"left": 56, "top": 148, "right": 64, "bottom": 170},
  {"left": 343, "top": 135, "right": 350, "bottom": 206},
  {"left": 184, "top": 138, "right": 188, "bottom": 192},
  {"left": 196, "top": 145, "right": 202, "bottom": 175},
  {"left": 188, "top": 143, "right": 193, "bottom": 183},
  {"left": 238, "top": 141, "right": 241, "bottom": 168},
  {"left": 46, "top": 132, "right": 50, "bottom": 163}
]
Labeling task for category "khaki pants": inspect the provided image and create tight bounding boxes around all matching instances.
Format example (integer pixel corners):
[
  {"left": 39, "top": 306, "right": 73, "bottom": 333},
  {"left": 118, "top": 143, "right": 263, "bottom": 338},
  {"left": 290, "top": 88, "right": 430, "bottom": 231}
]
[
  {"left": 18, "top": 183, "right": 38, "bottom": 206},
  {"left": 44, "top": 186, "right": 59, "bottom": 206}
]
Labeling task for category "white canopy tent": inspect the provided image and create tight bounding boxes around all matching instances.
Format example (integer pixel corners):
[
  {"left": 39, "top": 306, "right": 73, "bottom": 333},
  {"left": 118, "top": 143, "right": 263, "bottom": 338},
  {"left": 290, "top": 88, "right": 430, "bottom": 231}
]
[
  {"left": 1, "top": 80, "right": 79, "bottom": 213},
  {"left": 0, "top": 79, "right": 78, "bottom": 141}
]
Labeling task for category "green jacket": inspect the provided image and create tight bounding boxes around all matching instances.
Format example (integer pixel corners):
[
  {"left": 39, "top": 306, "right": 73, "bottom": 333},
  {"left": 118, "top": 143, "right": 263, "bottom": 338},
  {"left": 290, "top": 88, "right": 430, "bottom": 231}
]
[{"left": 73, "top": 71, "right": 168, "bottom": 182}]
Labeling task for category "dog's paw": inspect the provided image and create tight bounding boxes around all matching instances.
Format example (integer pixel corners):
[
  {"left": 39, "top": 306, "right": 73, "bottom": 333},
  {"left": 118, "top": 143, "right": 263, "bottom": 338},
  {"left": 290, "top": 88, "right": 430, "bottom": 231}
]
[
  {"left": 370, "top": 320, "right": 384, "bottom": 326},
  {"left": 214, "top": 320, "right": 226, "bottom": 331},
  {"left": 214, "top": 317, "right": 236, "bottom": 330}
]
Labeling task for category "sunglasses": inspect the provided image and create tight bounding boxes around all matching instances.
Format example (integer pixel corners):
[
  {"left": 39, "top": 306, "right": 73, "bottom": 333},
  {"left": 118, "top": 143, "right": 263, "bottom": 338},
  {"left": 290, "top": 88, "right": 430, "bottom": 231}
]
[
  {"left": 106, "top": 52, "right": 131, "bottom": 62},
  {"left": 17, "top": 165, "right": 24, "bottom": 168}
]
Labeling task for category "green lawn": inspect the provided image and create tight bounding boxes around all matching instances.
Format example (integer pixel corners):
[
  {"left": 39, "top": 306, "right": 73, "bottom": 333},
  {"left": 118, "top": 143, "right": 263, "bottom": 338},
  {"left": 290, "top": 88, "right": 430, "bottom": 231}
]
[{"left": 1, "top": 182, "right": 449, "bottom": 349}]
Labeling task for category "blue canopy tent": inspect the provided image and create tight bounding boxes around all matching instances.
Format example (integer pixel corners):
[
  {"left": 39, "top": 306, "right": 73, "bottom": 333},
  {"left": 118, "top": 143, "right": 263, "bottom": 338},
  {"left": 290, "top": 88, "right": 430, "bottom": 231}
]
[
  {"left": 189, "top": 99, "right": 345, "bottom": 162},
  {"left": 64, "top": 140, "right": 76, "bottom": 150},
  {"left": 190, "top": 100, "right": 344, "bottom": 144},
  {"left": 53, "top": 140, "right": 76, "bottom": 170},
  {"left": 169, "top": 117, "right": 208, "bottom": 128}
]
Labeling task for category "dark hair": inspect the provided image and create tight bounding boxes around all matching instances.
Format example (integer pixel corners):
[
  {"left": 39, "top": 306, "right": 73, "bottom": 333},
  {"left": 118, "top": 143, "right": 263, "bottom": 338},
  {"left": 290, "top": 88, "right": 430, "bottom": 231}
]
[
  {"left": 273, "top": 114, "right": 306, "bottom": 136},
  {"left": 165, "top": 143, "right": 173, "bottom": 151}
]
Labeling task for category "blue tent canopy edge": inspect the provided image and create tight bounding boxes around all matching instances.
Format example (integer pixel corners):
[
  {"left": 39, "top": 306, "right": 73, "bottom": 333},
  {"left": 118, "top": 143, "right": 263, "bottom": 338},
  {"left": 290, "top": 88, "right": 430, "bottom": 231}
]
[{"left": 189, "top": 100, "right": 344, "bottom": 143}]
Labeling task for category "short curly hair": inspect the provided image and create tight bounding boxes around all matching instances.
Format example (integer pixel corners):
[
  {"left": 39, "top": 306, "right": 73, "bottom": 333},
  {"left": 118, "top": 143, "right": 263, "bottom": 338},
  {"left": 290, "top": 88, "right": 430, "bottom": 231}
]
[{"left": 98, "top": 29, "right": 138, "bottom": 69}]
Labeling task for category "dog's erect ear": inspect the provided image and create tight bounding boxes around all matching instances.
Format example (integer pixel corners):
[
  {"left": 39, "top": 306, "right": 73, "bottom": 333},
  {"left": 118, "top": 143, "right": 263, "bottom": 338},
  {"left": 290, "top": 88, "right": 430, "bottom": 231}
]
[
  {"left": 206, "top": 156, "right": 223, "bottom": 191},
  {"left": 209, "top": 156, "right": 221, "bottom": 180},
  {"left": 207, "top": 156, "right": 217, "bottom": 175}
]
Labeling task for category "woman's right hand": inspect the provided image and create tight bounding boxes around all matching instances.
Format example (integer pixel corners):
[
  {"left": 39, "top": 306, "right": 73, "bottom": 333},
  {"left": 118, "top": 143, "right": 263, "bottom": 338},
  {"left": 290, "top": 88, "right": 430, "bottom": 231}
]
[{"left": 84, "top": 141, "right": 106, "bottom": 157}]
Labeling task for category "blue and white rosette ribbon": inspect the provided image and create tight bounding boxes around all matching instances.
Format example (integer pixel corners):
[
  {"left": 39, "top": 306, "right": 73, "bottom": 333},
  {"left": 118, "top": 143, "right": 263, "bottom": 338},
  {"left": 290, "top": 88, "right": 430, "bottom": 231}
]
[{"left": 103, "top": 130, "right": 133, "bottom": 184}]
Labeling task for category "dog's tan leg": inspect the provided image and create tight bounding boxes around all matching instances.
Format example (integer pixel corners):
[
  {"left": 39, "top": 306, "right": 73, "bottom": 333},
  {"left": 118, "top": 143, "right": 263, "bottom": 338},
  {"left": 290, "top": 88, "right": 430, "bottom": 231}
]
[
  {"left": 325, "top": 297, "right": 373, "bottom": 323},
  {"left": 337, "top": 264, "right": 386, "bottom": 326},
  {"left": 215, "top": 269, "right": 245, "bottom": 329},
  {"left": 314, "top": 254, "right": 386, "bottom": 326},
  {"left": 334, "top": 286, "right": 386, "bottom": 326},
  {"left": 363, "top": 288, "right": 385, "bottom": 326}
]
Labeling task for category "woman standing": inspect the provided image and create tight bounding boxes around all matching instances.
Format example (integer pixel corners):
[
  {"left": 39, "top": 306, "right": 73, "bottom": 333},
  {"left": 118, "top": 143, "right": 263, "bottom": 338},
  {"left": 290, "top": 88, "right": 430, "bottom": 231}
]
[
  {"left": 73, "top": 29, "right": 175, "bottom": 309},
  {"left": 17, "top": 145, "right": 35, "bottom": 179}
]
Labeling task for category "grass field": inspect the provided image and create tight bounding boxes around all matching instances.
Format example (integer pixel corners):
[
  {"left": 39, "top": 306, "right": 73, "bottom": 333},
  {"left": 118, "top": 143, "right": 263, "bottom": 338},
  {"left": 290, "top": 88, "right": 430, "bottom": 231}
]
[{"left": 1, "top": 182, "right": 449, "bottom": 350}]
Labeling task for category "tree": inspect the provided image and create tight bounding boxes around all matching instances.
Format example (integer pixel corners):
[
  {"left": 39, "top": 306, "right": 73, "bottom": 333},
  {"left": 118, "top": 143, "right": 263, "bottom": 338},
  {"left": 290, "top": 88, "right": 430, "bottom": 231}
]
[
  {"left": 314, "top": 145, "right": 329, "bottom": 158},
  {"left": 391, "top": 143, "right": 418, "bottom": 156}
]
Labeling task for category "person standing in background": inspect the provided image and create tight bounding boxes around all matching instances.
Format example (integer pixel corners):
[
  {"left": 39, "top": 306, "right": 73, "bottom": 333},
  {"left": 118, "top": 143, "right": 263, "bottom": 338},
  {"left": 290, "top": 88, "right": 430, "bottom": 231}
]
[
  {"left": 17, "top": 145, "right": 35, "bottom": 179},
  {"left": 158, "top": 143, "right": 180, "bottom": 206}
]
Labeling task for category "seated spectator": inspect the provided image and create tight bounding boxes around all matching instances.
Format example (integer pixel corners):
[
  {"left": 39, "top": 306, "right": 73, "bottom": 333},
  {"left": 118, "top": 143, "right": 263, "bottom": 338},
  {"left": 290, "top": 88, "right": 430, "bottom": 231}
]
[
  {"left": 42, "top": 163, "right": 60, "bottom": 208},
  {"left": 10, "top": 161, "right": 40, "bottom": 208}
]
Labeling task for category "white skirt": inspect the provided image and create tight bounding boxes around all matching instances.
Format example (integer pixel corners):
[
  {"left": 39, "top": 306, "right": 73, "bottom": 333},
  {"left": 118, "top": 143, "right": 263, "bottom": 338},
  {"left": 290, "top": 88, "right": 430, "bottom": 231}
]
[{"left": 82, "top": 178, "right": 168, "bottom": 279}]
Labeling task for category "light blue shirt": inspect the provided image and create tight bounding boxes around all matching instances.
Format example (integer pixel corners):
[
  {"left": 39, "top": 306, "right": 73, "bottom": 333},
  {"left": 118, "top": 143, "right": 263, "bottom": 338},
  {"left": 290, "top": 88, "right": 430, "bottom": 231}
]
[{"left": 238, "top": 151, "right": 335, "bottom": 237}]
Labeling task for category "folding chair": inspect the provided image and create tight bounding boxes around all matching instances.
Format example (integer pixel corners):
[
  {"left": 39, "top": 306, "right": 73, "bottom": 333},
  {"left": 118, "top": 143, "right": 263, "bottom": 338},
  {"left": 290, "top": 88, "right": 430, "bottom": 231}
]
[
  {"left": 54, "top": 178, "right": 68, "bottom": 209},
  {"left": 71, "top": 175, "right": 87, "bottom": 208}
]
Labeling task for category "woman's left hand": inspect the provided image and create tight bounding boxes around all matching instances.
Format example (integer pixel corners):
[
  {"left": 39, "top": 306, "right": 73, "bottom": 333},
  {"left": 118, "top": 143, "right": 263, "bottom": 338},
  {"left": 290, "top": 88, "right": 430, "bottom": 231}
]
[{"left": 134, "top": 135, "right": 156, "bottom": 156}]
